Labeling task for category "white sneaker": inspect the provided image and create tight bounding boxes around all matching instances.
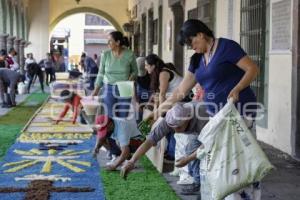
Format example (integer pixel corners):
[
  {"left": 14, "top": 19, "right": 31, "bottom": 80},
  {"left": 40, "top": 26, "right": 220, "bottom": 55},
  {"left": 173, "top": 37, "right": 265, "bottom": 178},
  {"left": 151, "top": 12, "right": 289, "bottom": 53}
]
[
  {"left": 176, "top": 175, "right": 194, "bottom": 185},
  {"left": 169, "top": 167, "right": 180, "bottom": 177},
  {"left": 106, "top": 155, "right": 117, "bottom": 166}
]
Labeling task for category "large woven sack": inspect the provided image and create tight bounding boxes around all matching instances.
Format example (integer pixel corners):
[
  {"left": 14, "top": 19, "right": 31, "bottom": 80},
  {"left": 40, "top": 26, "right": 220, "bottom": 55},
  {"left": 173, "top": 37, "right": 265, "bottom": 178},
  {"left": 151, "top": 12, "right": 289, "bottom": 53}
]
[{"left": 197, "top": 101, "right": 274, "bottom": 200}]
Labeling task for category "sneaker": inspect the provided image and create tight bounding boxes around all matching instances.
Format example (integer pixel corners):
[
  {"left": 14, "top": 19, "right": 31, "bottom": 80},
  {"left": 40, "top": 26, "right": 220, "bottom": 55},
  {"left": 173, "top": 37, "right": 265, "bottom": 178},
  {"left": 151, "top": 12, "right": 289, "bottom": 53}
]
[
  {"left": 1, "top": 104, "right": 11, "bottom": 108},
  {"left": 177, "top": 175, "right": 194, "bottom": 185},
  {"left": 106, "top": 155, "right": 117, "bottom": 166},
  {"left": 180, "top": 183, "right": 200, "bottom": 195},
  {"left": 169, "top": 167, "right": 180, "bottom": 177},
  {"left": 106, "top": 151, "right": 113, "bottom": 160}
]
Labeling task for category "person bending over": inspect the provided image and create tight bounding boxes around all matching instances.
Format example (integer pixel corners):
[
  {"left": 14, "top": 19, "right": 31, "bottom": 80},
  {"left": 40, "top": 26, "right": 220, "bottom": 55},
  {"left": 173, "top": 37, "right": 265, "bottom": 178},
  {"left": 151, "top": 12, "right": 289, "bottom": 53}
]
[
  {"left": 55, "top": 90, "right": 82, "bottom": 124},
  {"left": 93, "top": 115, "right": 143, "bottom": 171},
  {"left": 122, "top": 103, "right": 208, "bottom": 194}
]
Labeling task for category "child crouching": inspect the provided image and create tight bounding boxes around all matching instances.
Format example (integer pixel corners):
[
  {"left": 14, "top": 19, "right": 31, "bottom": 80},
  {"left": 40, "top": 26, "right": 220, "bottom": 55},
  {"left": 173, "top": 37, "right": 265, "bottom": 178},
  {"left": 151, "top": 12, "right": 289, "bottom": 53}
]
[{"left": 93, "top": 115, "right": 143, "bottom": 171}]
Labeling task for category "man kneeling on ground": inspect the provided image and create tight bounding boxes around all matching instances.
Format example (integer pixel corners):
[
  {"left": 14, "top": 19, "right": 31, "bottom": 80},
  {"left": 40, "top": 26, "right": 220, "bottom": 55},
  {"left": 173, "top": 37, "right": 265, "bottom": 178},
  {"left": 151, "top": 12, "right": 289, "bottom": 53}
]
[{"left": 121, "top": 102, "right": 209, "bottom": 195}]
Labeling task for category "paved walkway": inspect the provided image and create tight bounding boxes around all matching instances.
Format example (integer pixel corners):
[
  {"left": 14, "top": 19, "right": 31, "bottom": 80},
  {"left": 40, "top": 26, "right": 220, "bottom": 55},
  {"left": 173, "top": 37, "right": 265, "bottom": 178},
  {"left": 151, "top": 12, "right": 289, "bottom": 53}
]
[
  {"left": 260, "top": 142, "right": 300, "bottom": 200},
  {"left": 162, "top": 142, "right": 300, "bottom": 200},
  {"left": 1, "top": 83, "right": 300, "bottom": 200},
  {"left": 97, "top": 141, "right": 300, "bottom": 200},
  {"left": 0, "top": 84, "right": 42, "bottom": 117}
]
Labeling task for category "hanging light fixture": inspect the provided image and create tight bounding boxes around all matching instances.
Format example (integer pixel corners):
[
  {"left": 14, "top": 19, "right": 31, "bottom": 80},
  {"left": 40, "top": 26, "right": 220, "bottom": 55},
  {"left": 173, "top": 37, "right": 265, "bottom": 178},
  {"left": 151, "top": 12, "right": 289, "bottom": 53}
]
[{"left": 75, "top": 0, "right": 80, "bottom": 4}]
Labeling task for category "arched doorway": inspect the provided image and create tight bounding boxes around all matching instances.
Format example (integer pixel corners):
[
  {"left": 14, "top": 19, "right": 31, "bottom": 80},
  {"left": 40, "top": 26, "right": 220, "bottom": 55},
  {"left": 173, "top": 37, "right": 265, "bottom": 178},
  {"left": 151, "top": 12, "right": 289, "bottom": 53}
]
[
  {"left": 50, "top": 12, "right": 117, "bottom": 71},
  {"left": 50, "top": 7, "right": 123, "bottom": 33}
]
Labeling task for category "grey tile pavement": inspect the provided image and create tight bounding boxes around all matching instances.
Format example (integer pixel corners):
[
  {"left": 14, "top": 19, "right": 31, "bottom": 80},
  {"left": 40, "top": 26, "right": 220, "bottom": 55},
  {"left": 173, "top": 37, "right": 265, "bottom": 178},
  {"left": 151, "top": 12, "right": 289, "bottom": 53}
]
[{"left": 0, "top": 84, "right": 44, "bottom": 117}]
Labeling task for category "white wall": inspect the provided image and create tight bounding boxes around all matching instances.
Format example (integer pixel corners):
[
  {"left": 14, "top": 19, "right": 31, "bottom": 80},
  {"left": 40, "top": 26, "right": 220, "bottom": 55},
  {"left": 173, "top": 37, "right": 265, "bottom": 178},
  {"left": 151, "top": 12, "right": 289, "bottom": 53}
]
[
  {"left": 183, "top": 0, "right": 197, "bottom": 73},
  {"left": 133, "top": 0, "right": 174, "bottom": 62},
  {"left": 215, "top": 0, "right": 228, "bottom": 37},
  {"left": 52, "top": 13, "right": 85, "bottom": 58},
  {"left": 25, "top": 0, "right": 49, "bottom": 61},
  {"left": 257, "top": 54, "right": 292, "bottom": 154},
  {"left": 161, "top": 0, "right": 174, "bottom": 63},
  {"left": 130, "top": 0, "right": 203, "bottom": 67},
  {"left": 215, "top": 0, "right": 241, "bottom": 42},
  {"left": 256, "top": 0, "right": 293, "bottom": 154}
]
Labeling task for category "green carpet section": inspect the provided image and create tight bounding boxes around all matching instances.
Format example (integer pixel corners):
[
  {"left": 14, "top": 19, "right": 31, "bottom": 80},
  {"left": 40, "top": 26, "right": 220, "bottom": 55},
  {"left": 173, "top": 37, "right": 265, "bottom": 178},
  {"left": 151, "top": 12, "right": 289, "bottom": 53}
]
[
  {"left": 101, "top": 157, "right": 180, "bottom": 200},
  {"left": 0, "top": 92, "right": 48, "bottom": 160},
  {"left": 0, "top": 125, "right": 23, "bottom": 160}
]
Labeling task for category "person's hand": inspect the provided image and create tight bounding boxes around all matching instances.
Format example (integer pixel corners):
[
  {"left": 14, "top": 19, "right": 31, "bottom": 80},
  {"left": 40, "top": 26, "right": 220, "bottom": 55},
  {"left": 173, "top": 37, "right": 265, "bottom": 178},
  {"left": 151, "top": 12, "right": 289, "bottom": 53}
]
[
  {"left": 45, "top": 116, "right": 54, "bottom": 121},
  {"left": 93, "top": 146, "right": 100, "bottom": 158},
  {"left": 175, "top": 157, "right": 190, "bottom": 168},
  {"left": 120, "top": 160, "right": 135, "bottom": 180},
  {"left": 128, "top": 75, "right": 135, "bottom": 81},
  {"left": 106, "top": 164, "right": 117, "bottom": 171},
  {"left": 93, "top": 125, "right": 102, "bottom": 132},
  {"left": 227, "top": 87, "right": 241, "bottom": 103},
  {"left": 144, "top": 112, "right": 154, "bottom": 123},
  {"left": 90, "top": 91, "right": 96, "bottom": 97}
]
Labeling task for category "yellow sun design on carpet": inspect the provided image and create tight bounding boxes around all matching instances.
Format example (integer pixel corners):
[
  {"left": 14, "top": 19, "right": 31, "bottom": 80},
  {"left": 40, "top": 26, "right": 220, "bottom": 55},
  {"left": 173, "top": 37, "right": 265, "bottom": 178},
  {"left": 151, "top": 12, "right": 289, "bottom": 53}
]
[{"left": 2, "top": 149, "right": 91, "bottom": 173}]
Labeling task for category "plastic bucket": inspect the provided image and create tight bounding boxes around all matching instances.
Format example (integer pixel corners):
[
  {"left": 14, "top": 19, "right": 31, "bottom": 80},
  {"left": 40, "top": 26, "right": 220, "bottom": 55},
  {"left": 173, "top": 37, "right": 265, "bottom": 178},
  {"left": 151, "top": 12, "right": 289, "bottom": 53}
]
[
  {"left": 81, "top": 97, "right": 100, "bottom": 115},
  {"left": 116, "top": 81, "right": 134, "bottom": 98},
  {"left": 18, "top": 82, "right": 27, "bottom": 94}
]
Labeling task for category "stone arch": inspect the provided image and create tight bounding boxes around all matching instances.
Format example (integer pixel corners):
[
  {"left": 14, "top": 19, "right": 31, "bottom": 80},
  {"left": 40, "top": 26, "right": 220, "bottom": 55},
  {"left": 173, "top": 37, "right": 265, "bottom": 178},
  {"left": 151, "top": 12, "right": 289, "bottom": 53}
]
[{"left": 49, "top": 7, "right": 123, "bottom": 33}]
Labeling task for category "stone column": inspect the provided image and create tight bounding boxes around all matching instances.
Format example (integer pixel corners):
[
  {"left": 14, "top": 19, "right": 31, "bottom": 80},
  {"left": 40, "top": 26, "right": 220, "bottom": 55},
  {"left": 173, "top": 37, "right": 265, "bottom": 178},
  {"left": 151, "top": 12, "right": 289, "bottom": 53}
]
[
  {"left": 13, "top": 38, "right": 21, "bottom": 64},
  {"left": 25, "top": 41, "right": 31, "bottom": 48},
  {"left": 7, "top": 36, "right": 16, "bottom": 52},
  {"left": 0, "top": 34, "right": 9, "bottom": 51},
  {"left": 170, "top": 3, "right": 184, "bottom": 75},
  {"left": 19, "top": 40, "right": 26, "bottom": 74}
]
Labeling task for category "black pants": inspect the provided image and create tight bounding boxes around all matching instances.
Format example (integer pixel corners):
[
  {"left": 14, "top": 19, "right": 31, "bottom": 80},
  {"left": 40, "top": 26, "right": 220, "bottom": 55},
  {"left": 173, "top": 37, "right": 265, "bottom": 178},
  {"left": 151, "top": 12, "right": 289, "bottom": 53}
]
[
  {"left": 45, "top": 68, "right": 55, "bottom": 85},
  {"left": 28, "top": 72, "right": 44, "bottom": 93}
]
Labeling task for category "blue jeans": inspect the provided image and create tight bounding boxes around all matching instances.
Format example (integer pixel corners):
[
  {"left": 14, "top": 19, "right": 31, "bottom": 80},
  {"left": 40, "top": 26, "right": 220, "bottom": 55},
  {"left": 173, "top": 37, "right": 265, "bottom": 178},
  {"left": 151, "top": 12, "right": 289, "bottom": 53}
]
[
  {"left": 136, "top": 84, "right": 151, "bottom": 123},
  {"left": 165, "top": 133, "right": 176, "bottom": 160},
  {"left": 100, "top": 84, "right": 131, "bottom": 118},
  {"left": 185, "top": 138, "right": 202, "bottom": 185},
  {"left": 136, "top": 84, "right": 150, "bottom": 104},
  {"left": 89, "top": 76, "right": 96, "bottom": 90}
]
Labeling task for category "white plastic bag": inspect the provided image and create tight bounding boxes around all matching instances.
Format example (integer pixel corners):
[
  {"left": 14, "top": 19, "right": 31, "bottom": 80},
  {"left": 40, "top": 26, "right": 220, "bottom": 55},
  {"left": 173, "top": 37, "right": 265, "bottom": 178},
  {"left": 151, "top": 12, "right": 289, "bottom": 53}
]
[{"left": 197, "top": 101, "right": 274, "bottom": 200}]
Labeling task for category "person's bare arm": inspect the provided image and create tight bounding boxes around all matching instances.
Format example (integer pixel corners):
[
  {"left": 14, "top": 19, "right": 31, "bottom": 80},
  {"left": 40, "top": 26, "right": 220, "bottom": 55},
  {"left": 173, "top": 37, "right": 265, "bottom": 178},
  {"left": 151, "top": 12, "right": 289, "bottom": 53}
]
[
  {"left": 228, "top": 55, "right": 259, "bottom": 102},
  {"left": 93, "top": 136, "right": 106, "bottom": 158},
  {"left": 91, "top": 86, "right": 100, "bottom": 96},
  {"left": 175, "top": 151, "right": 197, "bottom": 168},
  {"left": 154, "top": 71, "right": 197, "bottom": 119},
  {"left": 132, "top": 139, "right": 154, "bottom": 163},
  {"left": 107, "top": 146, "right": 131, "bottom": 171},
  {"left": 158, "top": 71, "right": 170, "bottom": 105},
  {"left": 120, "top": 139, "right": 155, "bottom": 178}
]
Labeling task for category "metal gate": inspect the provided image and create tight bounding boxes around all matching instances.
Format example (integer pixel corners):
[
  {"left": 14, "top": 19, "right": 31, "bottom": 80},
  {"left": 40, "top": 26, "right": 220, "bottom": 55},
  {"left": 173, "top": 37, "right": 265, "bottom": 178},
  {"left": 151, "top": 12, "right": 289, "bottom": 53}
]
[{"left": 240, "top": 0, "right": 267, "bottom": 103}]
